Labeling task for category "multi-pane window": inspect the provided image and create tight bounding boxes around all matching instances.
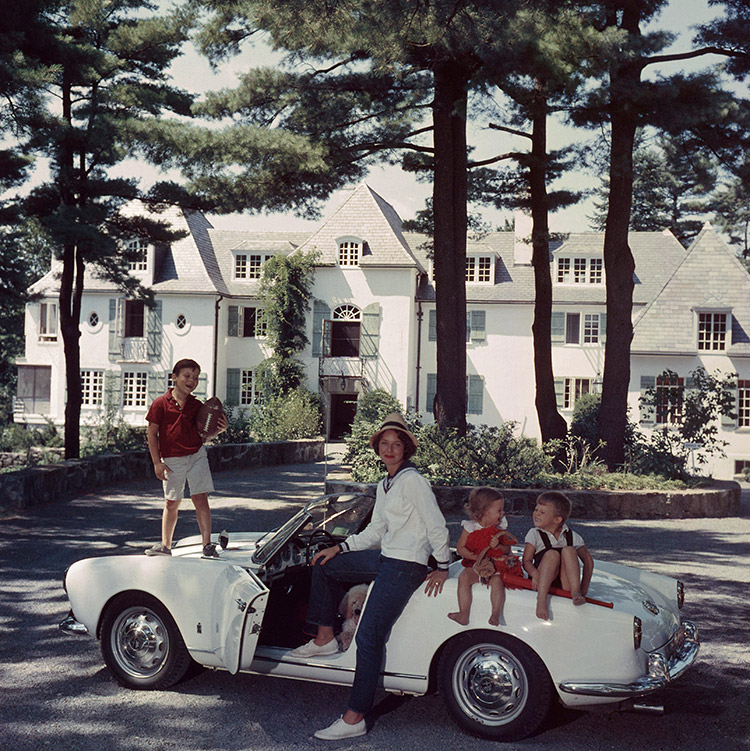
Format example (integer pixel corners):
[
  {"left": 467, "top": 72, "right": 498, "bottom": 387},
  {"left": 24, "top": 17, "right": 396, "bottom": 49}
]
[
  {"left": 235, "top": 253, "right": 271, "bottom": 279},
  {"left": 557, "top": 257, "right": 571, "bottom": 283},
  {"left": 561, "top": 377, "right": 591, "bottom": 410},
  {"left": 583, "top": 314, "right": 600, "bottom": 344},
  {"left": 39, "top": 302, "right": 58, "bottom": 341},
  {"left": 574, "top": 258, "right": 587, "bottom": 283},
  {"left": 122, "top": 371, "right": 147, "bottom": 407},
  {"left": 242, "top": 307, "right": 267, "bottom": 338},
  {"left": 697, "top": 312, "right": 728, "bottom": 351},
  {"left": 655, "top": 373, "right": 683, "bottom": 424},
  {"left": 240, "top": 369, "right": 256, "bottom": 406},
  {"left": 738, "top": 380, "right": 750, "bottom": 427},
  {"left": 81, "top": 370, "right": 104, "bottom": 406},
  {"left": 552, "top": 311, "right": 605, "bottom": 345},
  {"left": 338, "top": 241, "right": 361, "bottom": 266},
  {"left": 127, "top": 239, "right": 148, "bottom": 271},
  {"left": 556, "top": 257, "right": 604, "bottom": 284},
  {"left": 466, "top": 256, "right": 492, "bottom": 283},
  {"left": 589, "top": 258, "right": 603, "bottom": 284}
]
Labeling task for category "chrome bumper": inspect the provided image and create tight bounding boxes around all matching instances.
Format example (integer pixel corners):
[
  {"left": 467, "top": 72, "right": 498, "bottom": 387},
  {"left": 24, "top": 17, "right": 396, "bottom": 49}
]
[
  {"left": 59, "top": 613, "right": 89, "bottom": 636},
  {"left": 560, "top": 620, "right": 699, "bottom": 697}
]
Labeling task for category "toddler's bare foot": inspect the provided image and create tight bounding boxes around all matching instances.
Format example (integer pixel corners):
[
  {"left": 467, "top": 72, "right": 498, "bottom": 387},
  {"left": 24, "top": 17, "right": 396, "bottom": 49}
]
[
  {"left": 448, "top": 611, "right": 469, "bottom": 626},
  {"left": 536, "top": 598, "right": 549, "bottom": 620},
  {"left": 489, "top": 613, "right": 504, "bottom": 626},
  {"left": 572, "top": 593, "right": 586, "bottom": 606}
]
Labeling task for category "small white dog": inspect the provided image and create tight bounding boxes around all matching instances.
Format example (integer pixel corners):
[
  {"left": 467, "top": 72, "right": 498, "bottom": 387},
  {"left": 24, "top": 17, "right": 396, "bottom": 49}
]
[{"left": 337, "top": 583, "right": 369, "bottom": 651}]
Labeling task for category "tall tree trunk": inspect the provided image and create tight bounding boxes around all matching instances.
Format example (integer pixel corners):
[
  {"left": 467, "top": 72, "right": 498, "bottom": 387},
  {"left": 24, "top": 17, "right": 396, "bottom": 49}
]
[
  {"left": 60, "top": 68, "right": 82, "bottom": 459},
  {"left": 529, "top": 83, "right": 568, "bottom": 443},
  {"left": 432, "top": 60, "right": 469, "bottom": 434},
  {"left": 597, "top": 7, "right": 642, "bottom": 470}
]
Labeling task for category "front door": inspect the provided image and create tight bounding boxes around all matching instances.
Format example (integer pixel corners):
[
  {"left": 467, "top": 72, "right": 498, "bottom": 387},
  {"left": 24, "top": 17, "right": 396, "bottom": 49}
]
[{"left": 330, "top": 394, "right": 358, "bottom": 439}]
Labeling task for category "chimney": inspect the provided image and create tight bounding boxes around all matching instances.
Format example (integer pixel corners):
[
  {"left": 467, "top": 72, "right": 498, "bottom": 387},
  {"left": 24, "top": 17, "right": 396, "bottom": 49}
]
[{"left": 513, "top": 211, "right": 533, "bottom": 266}]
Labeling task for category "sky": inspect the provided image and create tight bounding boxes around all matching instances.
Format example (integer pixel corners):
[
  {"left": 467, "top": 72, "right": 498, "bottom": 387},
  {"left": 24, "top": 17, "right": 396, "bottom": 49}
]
[{"left": 154, "top": 1, "right": 741, "bottom": 235}]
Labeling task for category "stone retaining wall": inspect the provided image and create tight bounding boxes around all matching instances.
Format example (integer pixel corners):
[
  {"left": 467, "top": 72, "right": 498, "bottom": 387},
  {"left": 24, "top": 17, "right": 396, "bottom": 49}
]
[
  {"left": 0, "top": 439, "right": 325, "bottom": 515},
  {"left": 325, "top": 477, "right": 741, "bottom": 519},
  {"left": 0, "top": 448, "right": 66, "bottom": 469}
]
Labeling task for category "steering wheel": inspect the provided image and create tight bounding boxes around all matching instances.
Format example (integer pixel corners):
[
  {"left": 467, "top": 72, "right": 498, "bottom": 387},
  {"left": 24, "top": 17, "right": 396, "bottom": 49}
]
[{"left": 304, "top": 529, "right": 338, "bottom": 564}]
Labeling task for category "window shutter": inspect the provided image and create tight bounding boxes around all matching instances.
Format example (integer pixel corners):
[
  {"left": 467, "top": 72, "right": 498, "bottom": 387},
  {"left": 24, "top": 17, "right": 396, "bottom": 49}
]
[
  {"left": 147, "top": 372, "right": 165, "bottom": 405},
  {"left": 566, "top": 312, "right": 580, "bottom": 344},
  {"left": 551, "top": 312, "right": 565, "bottom": 343},
  {"left": 465, "top": 313, "right": 471, "bottom": 343},
  {"left": 147, "top": 300, "right": 162, "bottom": 359},
  {"left": 228, "top": 306, "right": 239, "bottom": 337},
  {"left": 311, "top": 300, "right": 330, "bottom": 357},
  {"left": 554, "top": 378, "right": 565, "bottom": 409},
  {"left": 639, "top": 375, "right": 656, "bottom": 424},
  {"left": 721, "top": 382, "right": 738, "bottom": 429},
  {"left": 467, "top": 375, "right": 484, "bottom": 414},
  {"left": 470, "top": 310, "right": 486, "bottom": 342},
  {"left": 108, "top": 299, "right": 123, "bottom": 359},
  {"left": 600, "top": 313, "right": 607, "bottom": 344},
  {"left": 226, "top": 368, "right": 240, "bottom": 405},
  {"left": 428, "top": 309, "right": 437, "bottom": 342},
  {"left": 426, "top": 373, "right": 437, "bottom": 413},
  {"left": 361, "top": 302, "right": 381, "bottom": 359},
  {"left": 195, "top": 372, "right": 208, "bottom": 401},
  {"left": 104, "top": 370, "right": 122, "bottom": 408}
]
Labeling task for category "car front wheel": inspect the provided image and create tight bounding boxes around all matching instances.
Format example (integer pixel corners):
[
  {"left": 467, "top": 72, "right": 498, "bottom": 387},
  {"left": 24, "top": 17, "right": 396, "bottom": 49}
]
[
  {"left": 438, "top": 630, "right": 554, "bottom": 741},
  {"left": 100, "top": 593, "right": 192, "bottom": 689}
]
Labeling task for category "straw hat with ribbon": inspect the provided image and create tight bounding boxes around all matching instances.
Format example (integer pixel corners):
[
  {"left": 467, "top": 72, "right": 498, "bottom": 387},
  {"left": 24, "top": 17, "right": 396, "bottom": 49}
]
[{"left": 368, "top": 413, "right": 418, "bottom": 454}]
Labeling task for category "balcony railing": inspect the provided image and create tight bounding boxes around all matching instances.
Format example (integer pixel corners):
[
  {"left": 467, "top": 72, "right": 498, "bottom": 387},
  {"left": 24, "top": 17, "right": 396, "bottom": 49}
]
[{"left": 121, "top": 338, "right": 149, "bottom": 362}]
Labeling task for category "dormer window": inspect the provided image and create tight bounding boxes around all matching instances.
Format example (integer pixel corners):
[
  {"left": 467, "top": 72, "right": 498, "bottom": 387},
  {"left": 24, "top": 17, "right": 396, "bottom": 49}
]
[
  {"left": 466, "top": 255, "right": 493, "bottom": 283},
  {"left": 338, "top": 238, "right": 362, "bottom": 267},
  {"left": 127, "top": 238, "right": 149, "bottom": 272},
  {"left": 697, "top": 311, "right": 729, "bottom": 351},
  {"left": 556, "top": 256, "right": 604, "bottom": 285},
  {"left": 235, "top": 253, "right": 271, "bottom": 280}
]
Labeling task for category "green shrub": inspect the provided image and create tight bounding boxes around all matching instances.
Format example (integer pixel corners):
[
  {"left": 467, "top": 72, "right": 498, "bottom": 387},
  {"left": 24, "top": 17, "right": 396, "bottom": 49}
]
[
  {"left": 80, "top": 406, "right": 145, "bottom": 456},
  {"left": 243, "top": 387, "right": 323, "bottom": 442},
  {"left": 0, "top": 420, "right": 63, "bottom": 451}
]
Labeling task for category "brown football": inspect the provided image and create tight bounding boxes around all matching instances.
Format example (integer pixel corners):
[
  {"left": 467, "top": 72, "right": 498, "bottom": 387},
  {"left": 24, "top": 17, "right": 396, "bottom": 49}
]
[{"left": 195, "top": 396, "right": 225, "bottom": 439}]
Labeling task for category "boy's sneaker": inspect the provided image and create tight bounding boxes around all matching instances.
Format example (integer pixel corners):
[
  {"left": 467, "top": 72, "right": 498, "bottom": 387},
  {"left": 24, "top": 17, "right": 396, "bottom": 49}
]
[
  {"left": 145, "top": 543, "right": 171, "bottom": 556},
  {"left": 202, "top": 543, "right": 219, "bottom": 558}
]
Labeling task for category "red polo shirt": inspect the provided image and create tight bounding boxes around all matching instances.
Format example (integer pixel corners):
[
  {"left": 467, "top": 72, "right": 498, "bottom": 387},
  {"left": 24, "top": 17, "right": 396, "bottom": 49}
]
[{"left": 146, "top": 389, "right": 203, "bottom": 458}]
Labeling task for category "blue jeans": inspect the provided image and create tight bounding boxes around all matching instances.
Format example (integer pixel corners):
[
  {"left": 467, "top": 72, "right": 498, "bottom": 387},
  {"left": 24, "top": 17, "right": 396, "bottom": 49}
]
[{"left": 306, "top": 550, "right": 428, "bottom": 714}]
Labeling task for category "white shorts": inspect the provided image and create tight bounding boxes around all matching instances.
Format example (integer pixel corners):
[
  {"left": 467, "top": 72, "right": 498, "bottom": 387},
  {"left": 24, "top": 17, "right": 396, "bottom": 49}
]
[{"left": 162, "top": 445, "right": 214, "bottom": 500}]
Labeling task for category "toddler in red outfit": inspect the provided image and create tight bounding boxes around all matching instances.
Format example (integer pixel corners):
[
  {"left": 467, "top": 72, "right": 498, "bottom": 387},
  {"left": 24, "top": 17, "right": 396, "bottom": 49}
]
[{"left": 449, "top": 487, "right": 518, "bottom": 627}]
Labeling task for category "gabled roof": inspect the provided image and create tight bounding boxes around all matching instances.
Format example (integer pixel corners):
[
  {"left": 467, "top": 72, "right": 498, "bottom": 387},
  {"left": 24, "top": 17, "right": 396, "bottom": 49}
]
[
  {"left": 296, "top": 183, "right": 424, "bottom": 271},
  {"left": 632, "top": 224, "right": 750, "bottom": 354},
  {"left": 27, "top": 203, "right": 226, "bottom": 297}
]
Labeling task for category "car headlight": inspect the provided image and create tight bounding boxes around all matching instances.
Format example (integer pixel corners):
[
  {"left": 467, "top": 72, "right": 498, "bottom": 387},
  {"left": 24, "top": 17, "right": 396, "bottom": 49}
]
[
  {"left": 677, "top": 580, "right": 685, "bottom": 609},
  {"left": 633, "top": 616, "right": 642, "bottom": 650}
]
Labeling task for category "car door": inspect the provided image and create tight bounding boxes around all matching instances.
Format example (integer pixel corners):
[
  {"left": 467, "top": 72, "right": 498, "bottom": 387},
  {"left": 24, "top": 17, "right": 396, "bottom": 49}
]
[{"left": 212, "top": 564, "right": 269, "bottom": 674}]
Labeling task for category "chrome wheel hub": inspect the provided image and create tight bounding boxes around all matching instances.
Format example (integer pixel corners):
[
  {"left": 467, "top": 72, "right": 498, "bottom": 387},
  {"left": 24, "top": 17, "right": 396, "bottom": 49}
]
[
  {"left": 452, "top": 644, "right": 528, "bottom": 725},
  {"left": 112, "top": 608, "right": 169, "bottom": 678}
]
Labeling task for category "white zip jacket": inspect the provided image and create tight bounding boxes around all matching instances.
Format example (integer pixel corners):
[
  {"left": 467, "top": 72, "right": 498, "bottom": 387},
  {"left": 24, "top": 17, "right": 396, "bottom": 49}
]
[{"left": 340, "top": 464, "right": 451, "bottom": 569}]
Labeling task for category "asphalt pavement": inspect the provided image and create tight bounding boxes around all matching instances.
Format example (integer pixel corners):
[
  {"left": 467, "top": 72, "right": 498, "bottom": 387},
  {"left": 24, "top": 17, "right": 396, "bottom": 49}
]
[{"left": 1, "top": 444, "right": 748, "bottom": 751}]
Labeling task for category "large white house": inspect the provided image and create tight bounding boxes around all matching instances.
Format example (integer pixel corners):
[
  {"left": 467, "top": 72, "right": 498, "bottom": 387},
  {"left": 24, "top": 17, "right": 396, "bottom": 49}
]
[{"left": 15, "top": 183, "right": 750, "bottom": 478}]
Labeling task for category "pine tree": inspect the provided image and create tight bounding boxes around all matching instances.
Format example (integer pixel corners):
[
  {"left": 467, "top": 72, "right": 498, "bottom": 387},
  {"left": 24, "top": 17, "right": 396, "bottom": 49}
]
[{"left": 15, "top": 0, "right": 194, "bottom": 458}]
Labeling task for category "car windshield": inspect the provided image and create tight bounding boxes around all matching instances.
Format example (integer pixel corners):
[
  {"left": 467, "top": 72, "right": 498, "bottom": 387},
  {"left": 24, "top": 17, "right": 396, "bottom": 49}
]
[{"left": 251, "top": 493, "right": 375, "bottom": 566}]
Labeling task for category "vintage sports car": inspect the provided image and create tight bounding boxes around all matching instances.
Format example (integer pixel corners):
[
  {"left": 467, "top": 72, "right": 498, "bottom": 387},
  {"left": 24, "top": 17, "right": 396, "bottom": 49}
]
[{"left": 60, "top": 493, "right": 699, "bottom": 741}]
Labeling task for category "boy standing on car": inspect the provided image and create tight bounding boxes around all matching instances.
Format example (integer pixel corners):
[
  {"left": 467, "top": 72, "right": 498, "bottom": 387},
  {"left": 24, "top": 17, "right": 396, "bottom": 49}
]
[{"left": 145, "top": 358, "right": 226, "bottom": 559}]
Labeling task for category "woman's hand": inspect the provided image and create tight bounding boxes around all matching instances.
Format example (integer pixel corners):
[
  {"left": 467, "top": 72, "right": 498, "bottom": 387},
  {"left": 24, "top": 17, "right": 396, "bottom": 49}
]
[
  {"left": 311, "top": 545, "right": 341, "bottom": 566},
  {"left": 424, "top": 569, "right": 448, "bottom": 597}
]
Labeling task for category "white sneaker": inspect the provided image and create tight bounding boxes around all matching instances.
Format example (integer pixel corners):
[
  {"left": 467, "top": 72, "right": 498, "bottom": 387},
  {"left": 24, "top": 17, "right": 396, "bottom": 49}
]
[
  {"left": 314, "top": 716, "right": 367, "bottom": 740},
  {"left": 287, "top": 638, "right": 339, "bottom": 658}
]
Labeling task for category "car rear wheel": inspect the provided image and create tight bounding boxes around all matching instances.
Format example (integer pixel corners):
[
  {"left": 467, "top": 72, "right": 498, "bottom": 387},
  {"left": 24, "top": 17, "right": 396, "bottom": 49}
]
[
  {"left": 438, "top": 630, "right": 554, "bottom": 741},
  {"left": 100, "top": 593, "right": 192, "bottom": 689}
]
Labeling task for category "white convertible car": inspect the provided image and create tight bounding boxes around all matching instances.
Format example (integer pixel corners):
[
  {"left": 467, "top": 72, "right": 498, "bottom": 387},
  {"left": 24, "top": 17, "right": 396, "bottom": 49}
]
[{"left": 60, "top": 493, "right": 699, "bottom": 741}]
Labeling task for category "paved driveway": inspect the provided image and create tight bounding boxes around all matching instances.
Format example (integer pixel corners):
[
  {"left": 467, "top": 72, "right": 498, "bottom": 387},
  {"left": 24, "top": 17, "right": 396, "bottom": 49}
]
[{"left": 1, "top": 455, "right": 748, "bottom": 751}]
